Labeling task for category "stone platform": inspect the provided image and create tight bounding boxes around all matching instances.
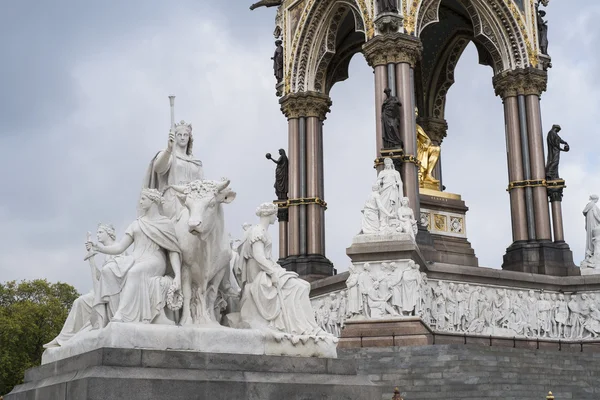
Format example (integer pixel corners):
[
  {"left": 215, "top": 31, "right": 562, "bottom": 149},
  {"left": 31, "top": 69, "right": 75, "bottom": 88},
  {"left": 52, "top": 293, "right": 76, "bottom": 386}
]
[
  {"left": 7, "top": 348, "right": 381, "bottom": 400},
  {"left": 42, "top": 322, "right": 337, "bottom": 364}
]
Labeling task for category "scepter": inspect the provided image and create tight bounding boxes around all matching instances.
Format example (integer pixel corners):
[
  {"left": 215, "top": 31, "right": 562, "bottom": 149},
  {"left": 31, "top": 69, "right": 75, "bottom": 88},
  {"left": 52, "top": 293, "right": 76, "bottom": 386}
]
[{"left": 168, "top": 95, "right": 176, "bottom": 131}]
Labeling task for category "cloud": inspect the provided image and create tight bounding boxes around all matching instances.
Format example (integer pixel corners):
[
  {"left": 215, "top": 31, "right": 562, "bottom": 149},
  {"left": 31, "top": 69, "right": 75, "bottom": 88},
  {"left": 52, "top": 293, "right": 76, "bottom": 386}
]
[{"left": 1, "top": 1, "right": 600, "bottom": 294}]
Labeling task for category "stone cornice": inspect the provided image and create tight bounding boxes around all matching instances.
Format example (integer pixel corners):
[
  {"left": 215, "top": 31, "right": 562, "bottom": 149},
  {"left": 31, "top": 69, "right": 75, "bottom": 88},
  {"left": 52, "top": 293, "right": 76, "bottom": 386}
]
[
  {"left": 279, "top": 91, "right": 332, "bottom": 120},
  {"left": 362, "top": 33, "right": 423, "bottom": 68},
  {"left": 493, "top": 68, "right": 548, "bottom": 99}
]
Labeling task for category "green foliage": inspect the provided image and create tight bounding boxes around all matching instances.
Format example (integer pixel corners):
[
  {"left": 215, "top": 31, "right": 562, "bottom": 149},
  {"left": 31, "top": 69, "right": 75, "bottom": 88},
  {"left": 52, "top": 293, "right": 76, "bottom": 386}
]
[{"left": 0, "top": 279, "right": 79, "bottom": 395}]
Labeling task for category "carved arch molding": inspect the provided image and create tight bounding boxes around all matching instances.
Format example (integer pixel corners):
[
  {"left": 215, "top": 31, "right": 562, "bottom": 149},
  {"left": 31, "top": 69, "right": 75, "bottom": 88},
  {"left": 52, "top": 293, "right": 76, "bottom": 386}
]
[{"left": 288, "top": 0, "right": 532, "bottom": 95}]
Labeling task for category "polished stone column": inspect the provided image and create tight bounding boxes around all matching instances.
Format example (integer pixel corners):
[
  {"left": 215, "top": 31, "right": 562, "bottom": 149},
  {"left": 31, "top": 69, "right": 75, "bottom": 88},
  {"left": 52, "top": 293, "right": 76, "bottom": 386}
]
[
  {"left": 525, "top": 94, "right": 552, "bottom": 240},
  {"left": 551, "top": 199, "right": 565, "bottom": 242},
  {"left": 279, "top": 220, "right": 288, "bottom": 258},
  {"left": 494, "top": 68, "right": 577, "bottom": 276},
  {"left": 502, "top": 96, "right": 528, "bottom": 242},
  {"left": 374, "top": 65, "right": 387, "bottom": 155},
  {"left": 287, "top": 117, "right": 300, "bottom": 256},
  {"left": 363, "top": 32, "right": 423, "bottom": 218},
  {"left": 280, "top": 91, "right": 333, "bottom": 280},
  {"left": 396, "top": 62, "right": 419, "bottom": 216},
  {"left": 306, "top": 115, "right": 323, "bottom": 255}
]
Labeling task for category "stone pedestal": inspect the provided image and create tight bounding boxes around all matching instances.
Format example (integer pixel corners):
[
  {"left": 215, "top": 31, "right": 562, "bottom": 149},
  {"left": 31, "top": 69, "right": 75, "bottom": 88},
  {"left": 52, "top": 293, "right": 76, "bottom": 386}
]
[
  {"left": 41, "top": 322, "right": 338, "bottom": 364},
  {"left": 6, "top": 348, "right": 381, "bottom": 400},
  {"left": 502, "top": 240, "right": 579, "bottom": 276},
  {"left": 339, "top": 317, "right": 432, "bottom": 349},
  {"left": 279, "top": 254, "right": 336, "bottom": 282},
  {"left": 419, "top": 189, "right": 478, "bottom": 267},
  {"left": 346, "top": 233, "right": 426, "bottom": 268}
]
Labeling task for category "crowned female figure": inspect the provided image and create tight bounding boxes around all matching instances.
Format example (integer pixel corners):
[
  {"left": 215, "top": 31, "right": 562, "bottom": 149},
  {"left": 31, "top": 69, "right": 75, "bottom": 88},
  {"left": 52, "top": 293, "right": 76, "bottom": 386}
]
[
  {"left": 235, "top": 203, "right": 328, "bottom": 336},
  {"left": 376, "top": 157, "right": 403, "bottom": 219},
  {"left": 87, "top": 189, "right": 182, "bottom": 324},
  {"left": 144, "top": 121, "right": 204, "bottom": 219}
]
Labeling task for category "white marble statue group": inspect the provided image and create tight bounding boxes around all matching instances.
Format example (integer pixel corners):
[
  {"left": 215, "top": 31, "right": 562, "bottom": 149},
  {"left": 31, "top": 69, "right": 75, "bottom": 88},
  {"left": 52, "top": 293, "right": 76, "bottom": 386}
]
[
  {"left": 360, "top": 158, "right": 417, "bottom": 239},
  {"left": 45, "top": 118, "right": 330, "bottom": 349},
  {"left": 312, "top": 273, "right": 600, "bottom": 341}
]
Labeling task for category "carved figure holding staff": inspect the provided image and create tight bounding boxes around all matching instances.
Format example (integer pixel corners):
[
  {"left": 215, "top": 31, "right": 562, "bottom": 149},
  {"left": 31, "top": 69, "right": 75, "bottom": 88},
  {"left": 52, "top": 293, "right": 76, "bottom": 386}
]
[{"left": 144, "top": 96, "right": 204, "bottom": 219}]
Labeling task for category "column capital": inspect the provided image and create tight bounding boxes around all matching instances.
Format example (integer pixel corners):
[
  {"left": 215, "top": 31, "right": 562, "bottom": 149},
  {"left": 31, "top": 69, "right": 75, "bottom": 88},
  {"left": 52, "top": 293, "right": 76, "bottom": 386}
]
[
  {"left": 279, "top": 91, "right": 332, "bottom": 120},
  {"left": 362, "top": 33, "right": 423, "bottom": 68},
  {"left": 493, "top": 68, "right": 548, "bottom": 99},
  {"left": 417, "top": 117, "right": 448, "bottom": 145}
]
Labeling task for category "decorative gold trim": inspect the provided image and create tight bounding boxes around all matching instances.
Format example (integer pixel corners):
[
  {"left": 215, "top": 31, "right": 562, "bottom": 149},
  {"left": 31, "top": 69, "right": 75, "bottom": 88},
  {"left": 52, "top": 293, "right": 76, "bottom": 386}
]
[
  {"left": 546, "top": 179, "right": 566, "bottom": 190},
  {"left": 287, "top": 197, "right": 328, "bottom": 208},
  {"left": 274, "top": 200, "right": 289, "bottom": 208},
  {"left": 507, "top": 179, "right": 546, "bottom": 191},
  {"left": 420, "top": 188, "right": 462, "bottom": 201}
]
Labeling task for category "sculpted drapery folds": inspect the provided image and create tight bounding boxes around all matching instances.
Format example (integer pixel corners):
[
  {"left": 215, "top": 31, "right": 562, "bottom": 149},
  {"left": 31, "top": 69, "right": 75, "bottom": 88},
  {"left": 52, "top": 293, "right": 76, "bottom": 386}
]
[
  {"left": 235, "top": 203, "right": 330, "bottom": 337},
  {"left": 143, "top": 121, "right": 204, "bottom": 219},
  {"left": 44, "top": 224, "right": 123, "bottom": 348},
  {"left": 381, "top": 88, "right": 404, "bottom": 149},
  {"left": 545, "top": 124, "right": 569, "bottom": 181},
  {"left": 86, "top": 189, "right": 182, "bottom": 325},
  {"left": 266, "top": 149, "right": 289, "bottom": 200},
  {"left": 376, "top": 157, "right": 403, "bottom": 219}
]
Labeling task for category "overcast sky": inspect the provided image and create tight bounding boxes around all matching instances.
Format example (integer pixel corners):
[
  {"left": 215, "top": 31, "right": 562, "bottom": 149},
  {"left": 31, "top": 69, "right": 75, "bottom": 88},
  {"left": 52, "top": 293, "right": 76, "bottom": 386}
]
[{"left": 1, "top": 1, "right": 599, "bottom": 294}]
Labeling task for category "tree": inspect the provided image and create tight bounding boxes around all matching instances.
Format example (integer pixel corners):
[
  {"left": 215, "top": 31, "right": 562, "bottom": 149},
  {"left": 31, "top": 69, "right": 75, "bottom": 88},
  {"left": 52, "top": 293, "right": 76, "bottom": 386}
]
[{"left": 0, "top": 279, "right": 79, "bottom": 396}]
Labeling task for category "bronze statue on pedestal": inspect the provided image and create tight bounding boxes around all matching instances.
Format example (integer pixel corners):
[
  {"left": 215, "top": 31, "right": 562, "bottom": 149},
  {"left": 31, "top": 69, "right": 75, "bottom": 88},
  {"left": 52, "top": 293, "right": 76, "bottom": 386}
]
[{"left": 381, "top": 88, "right": 403, "bottom": 149}]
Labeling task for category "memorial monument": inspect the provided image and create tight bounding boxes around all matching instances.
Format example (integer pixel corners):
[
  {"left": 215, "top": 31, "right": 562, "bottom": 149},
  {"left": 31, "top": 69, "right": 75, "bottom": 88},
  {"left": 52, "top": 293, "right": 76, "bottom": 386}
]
[{"left": 8, "top": 0, "right": 600, "bottom": 398}]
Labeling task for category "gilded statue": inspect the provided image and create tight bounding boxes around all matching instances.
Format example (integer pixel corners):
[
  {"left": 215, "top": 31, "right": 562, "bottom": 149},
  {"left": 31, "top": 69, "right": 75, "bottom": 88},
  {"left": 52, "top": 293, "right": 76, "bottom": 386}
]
[{"left": 415, "top": 109, "right": 441, "bottom": 190}]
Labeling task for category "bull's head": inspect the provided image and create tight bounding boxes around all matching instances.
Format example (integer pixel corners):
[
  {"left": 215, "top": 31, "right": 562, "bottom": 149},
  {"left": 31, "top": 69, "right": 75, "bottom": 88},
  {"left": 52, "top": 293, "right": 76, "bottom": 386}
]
[{"left": 171, "top": 179, "right": 236, "bottom": 236}]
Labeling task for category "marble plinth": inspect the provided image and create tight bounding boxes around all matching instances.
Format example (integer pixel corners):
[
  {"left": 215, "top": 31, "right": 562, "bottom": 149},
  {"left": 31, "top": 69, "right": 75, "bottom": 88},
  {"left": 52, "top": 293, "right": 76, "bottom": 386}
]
[
  {"left": 42, "top": 322, "right": 337, "bottom": 364},
  {"left": 7, "top": 348, "right": 381, "bottom": 400}
]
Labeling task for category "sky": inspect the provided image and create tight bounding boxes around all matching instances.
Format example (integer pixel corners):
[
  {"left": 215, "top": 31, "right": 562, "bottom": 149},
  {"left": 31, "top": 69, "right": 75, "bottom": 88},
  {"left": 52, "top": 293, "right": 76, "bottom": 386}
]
[{"left": 1, "top": 1, "right": 599, "bottom": 294}]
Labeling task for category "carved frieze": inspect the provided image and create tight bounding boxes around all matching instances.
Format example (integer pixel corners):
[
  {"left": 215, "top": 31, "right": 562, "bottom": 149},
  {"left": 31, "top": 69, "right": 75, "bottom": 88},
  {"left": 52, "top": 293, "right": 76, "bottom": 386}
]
[{"left": 312, "top": 271, "right": 600, "bottom": 341}]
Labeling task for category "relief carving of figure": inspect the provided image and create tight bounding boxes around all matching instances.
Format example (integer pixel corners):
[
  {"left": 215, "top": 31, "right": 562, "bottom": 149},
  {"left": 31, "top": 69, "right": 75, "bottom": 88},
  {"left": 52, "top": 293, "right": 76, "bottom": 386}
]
[
  {"left": 367, "top": 280, "right": 397, "bottom": 318},
  {"left": 144, "top": 121, "right": 203, "bottom": 219},
  {"left": 381, "top": 88, "right": 403, "bottom": 149},
  {"left": 346, "top": 264, "right": 364, "bottom": 318},
  {"left": 266, "top": 149, "right": 289, "bottom": 200},
  {"left": 544, "top": 124, "right": 569, "bottom": 181},
  {"left": 235, "top": 202, "right": 328, "bottom": 336},
  {"left": 399, "top": 261, "right": 422, "bottom": 316},
  {"left": 86, "top": 189, "right": 182, "bottom": 325}
]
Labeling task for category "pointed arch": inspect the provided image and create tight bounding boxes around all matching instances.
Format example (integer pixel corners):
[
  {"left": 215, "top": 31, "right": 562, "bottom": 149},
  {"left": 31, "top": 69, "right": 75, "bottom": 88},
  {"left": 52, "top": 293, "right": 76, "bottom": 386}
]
[{"left": 290, "top": 0, "right": 368, "bottom": 94}]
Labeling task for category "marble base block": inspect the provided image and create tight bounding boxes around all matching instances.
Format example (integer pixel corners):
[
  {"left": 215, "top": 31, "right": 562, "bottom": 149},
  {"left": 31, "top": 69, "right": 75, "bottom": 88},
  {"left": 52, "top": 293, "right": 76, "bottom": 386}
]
[
  {"left": 41, "top": 322, "right": 337, "bottom": 365},
  {"left": 339, "top": 317, "right": 433, "bottom": 348},
  {"left": 7, "top": 348, "right": 381, "bottom": 400},
  {"left": 347, "top": 232, "right": 426, "bottom": 268}
]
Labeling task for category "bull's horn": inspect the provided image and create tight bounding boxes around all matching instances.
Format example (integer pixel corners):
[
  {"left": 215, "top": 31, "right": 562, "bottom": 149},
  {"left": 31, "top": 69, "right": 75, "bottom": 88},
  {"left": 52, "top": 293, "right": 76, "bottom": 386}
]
[
  {"left": 216, "top": 179, "right": 230, "bottom": 192},
  {"left": 168, "top": 184, "right": 188, "bottom": 194}
]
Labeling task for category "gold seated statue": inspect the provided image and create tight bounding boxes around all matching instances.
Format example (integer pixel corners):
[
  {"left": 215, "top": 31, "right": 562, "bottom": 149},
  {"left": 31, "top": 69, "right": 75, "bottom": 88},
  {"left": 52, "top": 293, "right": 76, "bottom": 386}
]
[{"left": 416, "top": 113, "right": 441, "bottom": 190}]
